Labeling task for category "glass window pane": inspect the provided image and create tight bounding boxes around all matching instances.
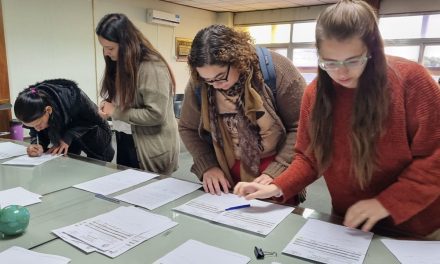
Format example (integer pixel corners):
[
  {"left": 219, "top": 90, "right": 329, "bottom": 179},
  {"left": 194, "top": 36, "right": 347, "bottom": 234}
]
[
  {"left": 292, "top": 48, "right": 318, "bottom": 67},
  {"left": 301, "top": 72, "right": 317, "bottom": 84},
  {"left": 379, "top": 16, "right": 423, "bottom": 39},
  {"left": 272, "top": 24, "right": 291, "bottom": 44},
  {"left": 269, "top": 48, "right": 288, "bottom": 58},
  {"left": 423, "top": 45, "right": 440, "bottom": 68},
  {"left": 292, "top": 22, "right": 316, "bottom": 43},
  {"left": 237, "top": 24, "right": 291, "bottom": 44},
  {"left": 426, "top": 14, "right": 440, "bottom": 38},
  {"left": 247, "top": 25, "right": 272, "bottom": 44},
  {"left": 384, "top": 46, "right": 420, "bottom": 61}
]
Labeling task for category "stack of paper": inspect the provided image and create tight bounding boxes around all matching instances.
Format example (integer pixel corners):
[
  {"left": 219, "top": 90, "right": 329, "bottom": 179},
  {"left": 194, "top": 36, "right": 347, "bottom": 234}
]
[
  {"left": 52, "top": 206, "right": 177, "bottom": 258},
  {"left": 0, "top": 142, "right": 27, "bottom": 159},
  {"left": 381, "top": 239, "right": 440, "bottom": 264},
  {"left": 282, "top": 219, "right": 373, "bottom": 264},
  {"left": 153, "top": 239, "right": 250, "bottom": 264},
  {"left": 173, "top": 193, "right": 293, "bottom": 235},
  {"left": 0, "top": 246, "right": 70, "bottom": 264},
  {"left": 0, "top": 187, "right": 42, "bottom": 207},
  {"left": 2, "top": 153, "right": 60, "bottom": 166},
  {"left": 115, "top": 178, "right": 201, "bottom": 210},
  {"left": 73, "top": 169, "right": 158, "bottom": 195}
]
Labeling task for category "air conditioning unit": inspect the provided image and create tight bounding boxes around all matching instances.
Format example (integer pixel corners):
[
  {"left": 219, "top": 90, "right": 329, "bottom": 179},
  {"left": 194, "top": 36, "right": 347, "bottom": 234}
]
[{"left": 146, "top": 9, "right": 180, "bottom": 27}]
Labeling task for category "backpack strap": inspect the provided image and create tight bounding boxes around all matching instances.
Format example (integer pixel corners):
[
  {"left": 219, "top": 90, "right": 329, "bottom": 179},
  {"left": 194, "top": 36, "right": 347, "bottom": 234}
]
[{"left": 255, "top": 46, "right": 277, "bottom": 99}]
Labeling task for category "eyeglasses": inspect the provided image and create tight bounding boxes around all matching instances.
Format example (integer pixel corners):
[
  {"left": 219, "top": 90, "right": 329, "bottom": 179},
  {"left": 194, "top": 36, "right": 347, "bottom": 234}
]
[
  {"left": 203, "top": 64, "right": 230, "bottom": 84},
  {"left": 318, "top": 55, "right": 371, "bottom": 71}
]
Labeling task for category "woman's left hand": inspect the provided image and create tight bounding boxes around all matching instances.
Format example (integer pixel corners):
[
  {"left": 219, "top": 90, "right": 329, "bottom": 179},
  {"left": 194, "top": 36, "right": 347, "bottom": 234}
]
[
  {"left": 253, "top": 174, "right": 274, "bottom": 185},
  {"left": 49, "top": 140, "right": 70, "bottom": 156},
  {"left": 343, "top": 198, "right": 390, "bottom": 232},
  {"left": 101, "top": 101, "right": 115, "bottom": 117}
]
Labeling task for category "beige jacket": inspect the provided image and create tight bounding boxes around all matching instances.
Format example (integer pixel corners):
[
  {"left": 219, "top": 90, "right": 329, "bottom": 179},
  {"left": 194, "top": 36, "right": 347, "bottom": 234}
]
[
  {"left": 113, "top": 60, "right": 179, "bottom": 175},
  {"left": 179, "top": 51, "right": 305, "bottom": 184}
]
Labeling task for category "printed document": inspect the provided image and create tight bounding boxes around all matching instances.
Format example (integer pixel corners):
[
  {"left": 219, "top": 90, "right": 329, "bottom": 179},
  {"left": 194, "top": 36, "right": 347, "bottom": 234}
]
[
  {"left": 381, "top": 239, "right": 440, "bottom": 264},
  {"left": 0, "top": 142, "right": 27, "bottom": 159},
  {"left": 53, "top": 206, "right": 177, "bottom": 258},
  {"left": 115, "top": 178, "right": 201, "bottom": 210},
  {"left": 0, "top": 246, "right": 70, "bottom": 264},
  {"left": 73, "top": 169, "right": 158, "bottom": 195},
  {"left": 0, "top": 187, "right": 42, "bottom": 207},
  {"left": 282, "top": 219, "right": 373, "bottom": 264},
  {"left": 173, "top": 193, "right": 293, "bottom": 235},
  {"left": 153, "top": 239, "right": 250, "bottom": 264},
  {"left": 2, "top": 153, "right": 60, "bottom": 166}
]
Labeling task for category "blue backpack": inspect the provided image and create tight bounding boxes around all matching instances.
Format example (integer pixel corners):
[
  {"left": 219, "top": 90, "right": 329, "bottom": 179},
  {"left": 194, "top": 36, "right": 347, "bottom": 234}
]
[{"left": 195, "top": 46, "right": 277, "bottom": 105}]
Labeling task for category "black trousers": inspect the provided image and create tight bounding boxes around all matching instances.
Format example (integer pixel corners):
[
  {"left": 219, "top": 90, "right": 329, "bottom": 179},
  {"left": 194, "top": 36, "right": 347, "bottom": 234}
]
[
  {"left": 68, "top": 127, "right": 115, "bottom": 162},
  {"left": 114, "top": 131, "right": 140, "bottom": 169}
]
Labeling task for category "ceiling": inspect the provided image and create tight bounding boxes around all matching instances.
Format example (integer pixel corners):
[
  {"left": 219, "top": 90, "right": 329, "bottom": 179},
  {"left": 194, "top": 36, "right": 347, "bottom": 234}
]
[{"left": 161, "top": 0, "right": 340, "bottom": 13}]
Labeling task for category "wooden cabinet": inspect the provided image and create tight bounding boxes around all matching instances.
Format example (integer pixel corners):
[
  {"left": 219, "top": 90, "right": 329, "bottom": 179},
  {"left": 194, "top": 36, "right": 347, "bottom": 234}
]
[{"left": 0, "top": 3, "right": 11, "bottom": 138}]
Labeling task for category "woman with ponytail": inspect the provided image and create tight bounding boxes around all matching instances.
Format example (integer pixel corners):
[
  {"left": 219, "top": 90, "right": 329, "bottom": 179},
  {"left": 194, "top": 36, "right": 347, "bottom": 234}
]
[
  {"left": 14, "top": 79, "right": 114, "bottom": 162},
  {"left": 235, "top": 0, "right": 440, "bottom": 239}
]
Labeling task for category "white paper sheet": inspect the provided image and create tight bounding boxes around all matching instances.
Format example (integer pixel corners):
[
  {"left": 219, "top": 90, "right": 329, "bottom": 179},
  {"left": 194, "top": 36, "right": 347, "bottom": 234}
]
[
  {"left": 115, "top": 178, "right": 201, "bottom": 210},
  {"left": 173, "top": 193, "right": 293, "bottom": 235},
  {"left": 153, "top": 239, "right": 251, "bottom": 264},
  {"left": 53, "top": 206, "right": 177, "bottom": 258},
  {"left": 2, "top": 153, "right": 60, "bottom": 166},
  {"left": 282, "top": 219, "right": 373, "bottom": 264},
  {"left": 381, "top": 239, "right": 440, "bottom": 264},
  {"left": 0, "top": 187, "right": 42, "bottom": 207},
  {"left": 0, "top": 142, "right": 27, "bottom": 160},
  {"left": 73, "top": 169, "right": 158, "bottom": 195},
  {"left": 0, "top": 246, "right": 70, "bottom": 264}
]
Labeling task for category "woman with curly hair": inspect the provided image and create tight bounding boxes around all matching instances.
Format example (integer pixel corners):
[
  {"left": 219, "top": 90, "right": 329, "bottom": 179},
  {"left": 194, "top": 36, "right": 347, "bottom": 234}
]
[
  {"left": 178, "top": 24, "right": 306, "bottom": 204},
  {"left": 96, "top": 13, "right": 179, "bottom": 174}
]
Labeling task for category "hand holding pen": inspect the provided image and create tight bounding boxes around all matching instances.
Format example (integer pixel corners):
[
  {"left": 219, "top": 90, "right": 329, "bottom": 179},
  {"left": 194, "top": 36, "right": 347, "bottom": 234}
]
[{"left": 27, "top": 134, "right": 43, "bottom": 157}]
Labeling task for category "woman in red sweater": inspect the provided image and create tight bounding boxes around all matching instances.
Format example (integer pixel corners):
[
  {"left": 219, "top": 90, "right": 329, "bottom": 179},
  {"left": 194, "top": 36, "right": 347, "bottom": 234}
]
[{"left": 234, "top": 0, "right": 440, "bottom": 239}]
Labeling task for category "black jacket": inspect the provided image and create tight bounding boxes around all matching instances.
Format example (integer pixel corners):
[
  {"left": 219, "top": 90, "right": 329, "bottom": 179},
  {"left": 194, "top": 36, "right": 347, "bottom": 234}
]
[{"left": 28, "top": 79, "right": 112, "bottom": 151}]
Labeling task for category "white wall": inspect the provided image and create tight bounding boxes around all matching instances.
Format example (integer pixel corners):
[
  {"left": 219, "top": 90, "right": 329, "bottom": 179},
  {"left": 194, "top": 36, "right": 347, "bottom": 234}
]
[
  {"left": 93, "top": 0, "right": 217, "bottom": 95},
  {"left": 2, "top": 0, "right": 217, "bottom": 112},
  {"left": 2, "top": 0, "right": 96, "bottom": 106}
]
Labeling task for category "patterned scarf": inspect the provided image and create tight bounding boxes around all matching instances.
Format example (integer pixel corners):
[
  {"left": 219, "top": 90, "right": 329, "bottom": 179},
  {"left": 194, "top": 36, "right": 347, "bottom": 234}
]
[{"left": 207, "top": 77, "right": 262, "bottom": 175}]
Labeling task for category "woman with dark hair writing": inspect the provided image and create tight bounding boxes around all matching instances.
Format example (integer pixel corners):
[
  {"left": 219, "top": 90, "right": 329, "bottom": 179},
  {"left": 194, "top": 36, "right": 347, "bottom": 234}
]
[{"left": 14, "top": 79, "right": 114, "bottom": 162}]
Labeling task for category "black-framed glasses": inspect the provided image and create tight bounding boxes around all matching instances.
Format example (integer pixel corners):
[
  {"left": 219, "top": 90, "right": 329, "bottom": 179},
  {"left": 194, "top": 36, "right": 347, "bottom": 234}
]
[
  {"left": 318, "top": 55, "right": 371, "bottom": 71},
  {"left": 203, "top": 64, "right": 230, "bottom": 84}
]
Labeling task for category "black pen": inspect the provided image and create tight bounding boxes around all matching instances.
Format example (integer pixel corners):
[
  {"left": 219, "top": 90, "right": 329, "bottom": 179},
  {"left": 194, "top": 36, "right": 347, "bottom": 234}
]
[{"left": 95, "top": 193, "right": 120, "bottom": 204}]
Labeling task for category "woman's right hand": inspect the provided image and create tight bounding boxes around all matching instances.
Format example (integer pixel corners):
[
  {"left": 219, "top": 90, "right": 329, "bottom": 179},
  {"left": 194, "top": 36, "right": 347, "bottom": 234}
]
[
  {"left": 27, "top": 144, "right": 43, "bottom": 157},
  {"left": 234, "top": 182, "right": 281, "bottom": 200},
  {"left": 202, "top": 167, "right": 231, "bottom": 195}
]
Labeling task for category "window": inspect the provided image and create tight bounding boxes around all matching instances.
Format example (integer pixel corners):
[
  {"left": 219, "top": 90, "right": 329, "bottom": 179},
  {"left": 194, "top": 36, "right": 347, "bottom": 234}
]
[
  {"left": 236, "top": 24, "right": 291, "bottom": 44},
  {"left": 384, "top": 46, "right": 420, "bottom": 61},
  {"left": 379, "top": 16, "right": 423, "bottom": 39},
  {"left": 292, "top": 22, "right": 316, "bottom": 43},
  {"left": 237, "top": 12, "right": 440, "bottom": 80},
  {"left": 425, "top": 14, "right": 440, "bottom": 38}
]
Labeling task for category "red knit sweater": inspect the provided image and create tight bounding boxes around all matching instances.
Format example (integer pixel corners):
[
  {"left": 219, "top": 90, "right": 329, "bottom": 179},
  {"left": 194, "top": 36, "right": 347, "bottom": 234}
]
[{"left": 274, "top": 56, "right": 440, "bottom": 236}]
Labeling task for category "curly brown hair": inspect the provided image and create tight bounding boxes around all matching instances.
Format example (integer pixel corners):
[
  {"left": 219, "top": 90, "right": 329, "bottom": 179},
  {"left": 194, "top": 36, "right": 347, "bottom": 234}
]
[{"left": 188, "top": 24, "right": 265, "bottom": 90}]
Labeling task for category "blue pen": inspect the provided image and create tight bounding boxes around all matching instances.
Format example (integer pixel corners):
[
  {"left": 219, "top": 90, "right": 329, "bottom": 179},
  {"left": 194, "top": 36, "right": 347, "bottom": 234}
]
[{"left": 224, "top": 204, "right": 251, "bottom": 211}]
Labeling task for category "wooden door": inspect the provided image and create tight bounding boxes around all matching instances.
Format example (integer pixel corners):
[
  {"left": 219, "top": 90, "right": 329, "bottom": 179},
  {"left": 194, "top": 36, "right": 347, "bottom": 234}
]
[{"left": 0, "top": 2, "right": 11, "bottom": 138}]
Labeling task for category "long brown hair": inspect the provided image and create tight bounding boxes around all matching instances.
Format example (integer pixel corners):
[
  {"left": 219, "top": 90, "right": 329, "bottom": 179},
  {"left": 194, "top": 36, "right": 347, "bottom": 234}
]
[
  {"left": 96, "top": 13, "right": 176, "bottom": 110},
  {"left": 310, "top": 0, "right": 389, "bottom": 188},
  {"left": 187, "top": 24, "right": 265, "bottom": 92}
]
